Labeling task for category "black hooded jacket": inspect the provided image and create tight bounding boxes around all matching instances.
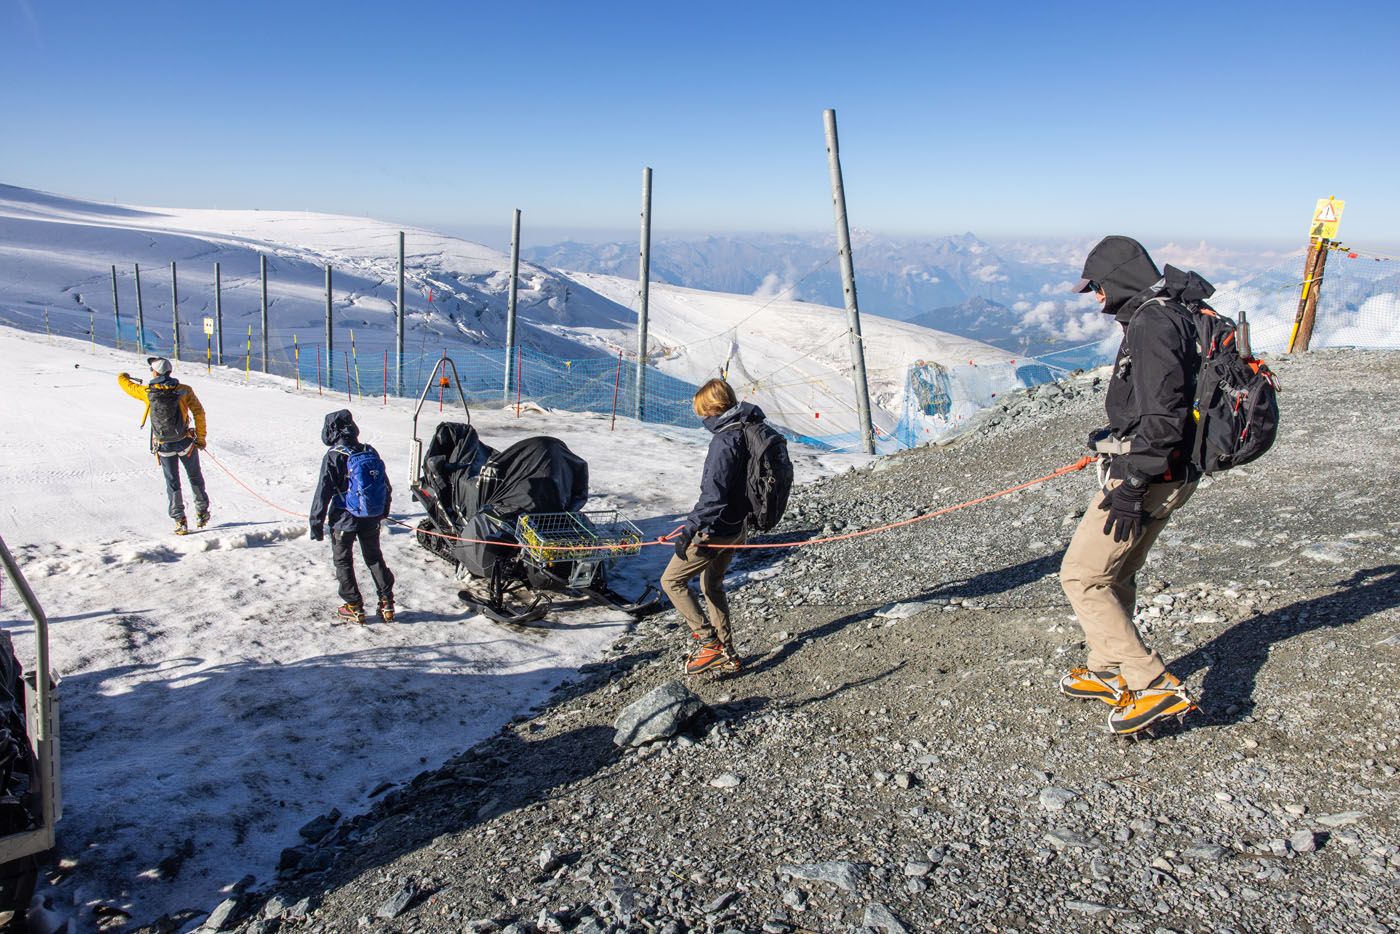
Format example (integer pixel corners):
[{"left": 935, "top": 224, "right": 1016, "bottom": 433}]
[
  {"left": 310, "top": 409, "right": 392, "bottom": 533},
  {"left": 1079, "top": 237, "right": 1204, "bottom": 482},
  {"left": 685, "top": 402, "right": 766, "bottom": 538}
]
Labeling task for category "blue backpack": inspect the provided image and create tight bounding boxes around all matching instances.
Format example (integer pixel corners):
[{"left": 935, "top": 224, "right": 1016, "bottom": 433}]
[{"left": 337, "top": 445, "right": 389, "bottom": 518}]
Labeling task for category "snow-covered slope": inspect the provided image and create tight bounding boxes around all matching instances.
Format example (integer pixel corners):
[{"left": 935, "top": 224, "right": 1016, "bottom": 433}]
[
  {"left": 0, "top": 184, "right": 1044, "bottom": 453},
  {"left": 551, "top": 272, "right": 1047, "bottom": 449},
  {"left": 0, "top": 325, "right": 861, "bottom": 926},
  {"left": 0, "top": 183, "right": 631, "bottom": 368}
]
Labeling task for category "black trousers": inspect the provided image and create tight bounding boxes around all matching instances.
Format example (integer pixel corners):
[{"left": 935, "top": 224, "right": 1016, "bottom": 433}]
[
  {"left": 332, "top": 524, "right": 395, "bottom": 606},
  {"left": 159, "top": 449, "right": 209, "bottom": 521}
]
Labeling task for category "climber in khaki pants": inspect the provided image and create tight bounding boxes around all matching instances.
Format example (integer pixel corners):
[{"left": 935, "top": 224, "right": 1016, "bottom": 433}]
[
  {"left": 1058, "top": 235, "right": 1203, "bottom": 736},
  {"left": 1060, "top": 478, "right": 1195, "bottom": 696}
]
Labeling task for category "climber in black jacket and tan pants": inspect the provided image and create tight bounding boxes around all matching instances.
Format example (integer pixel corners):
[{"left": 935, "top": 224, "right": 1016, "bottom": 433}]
[{"left": 1059, "top": 236, "right": 1201, "bottom": 736}]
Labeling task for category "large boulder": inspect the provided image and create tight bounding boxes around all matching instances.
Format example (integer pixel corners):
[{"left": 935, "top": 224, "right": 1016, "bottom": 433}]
[{"left": 612, "top": 681, "right": 706, "bottom": 747}]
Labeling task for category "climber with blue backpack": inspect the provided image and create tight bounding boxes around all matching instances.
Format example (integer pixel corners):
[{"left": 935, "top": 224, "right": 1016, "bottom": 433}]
[{"left": 309, "top": 409, "right": 396, "bottom": 624}]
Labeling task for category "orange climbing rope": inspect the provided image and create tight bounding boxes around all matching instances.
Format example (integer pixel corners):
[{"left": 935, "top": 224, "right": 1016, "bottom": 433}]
[{"left": 205, "top": 448, "right": 1095, "bottom": 554}]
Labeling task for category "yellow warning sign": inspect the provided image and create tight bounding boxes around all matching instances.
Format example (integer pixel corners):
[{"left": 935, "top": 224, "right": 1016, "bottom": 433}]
[
  {"left": 203, "top": 316, "right": 214, "bottom": 337},
  {"left": 1309, "top": 197, "right": 1344, "bottom": 240}
]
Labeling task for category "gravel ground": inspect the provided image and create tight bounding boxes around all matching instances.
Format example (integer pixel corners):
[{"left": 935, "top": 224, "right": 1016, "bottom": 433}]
[{"left": 147, "top": 350, "right": 1400, "bottom": 933}]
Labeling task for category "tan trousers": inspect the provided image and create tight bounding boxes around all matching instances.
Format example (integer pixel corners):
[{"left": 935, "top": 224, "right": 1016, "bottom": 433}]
[
  {"left": 1059, "top": 479, "right": 1196, "bottom": 690},
  {"left": 660, "top": 530, "right": 746, "bottom": 646}
]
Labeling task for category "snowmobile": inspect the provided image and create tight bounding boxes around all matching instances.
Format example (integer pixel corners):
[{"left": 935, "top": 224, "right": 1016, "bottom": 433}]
[{"left": 407, "top": 358, "right": 663, "bottom": 626}]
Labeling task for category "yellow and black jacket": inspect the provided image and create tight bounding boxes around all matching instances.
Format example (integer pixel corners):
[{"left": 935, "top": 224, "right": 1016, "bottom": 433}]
[{"left": 118, "top": 373, "right": 207, "bottom": 455}]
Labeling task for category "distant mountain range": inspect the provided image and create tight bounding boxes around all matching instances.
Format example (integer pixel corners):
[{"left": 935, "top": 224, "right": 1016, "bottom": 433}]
[{"left": 526, "top": 232, "right": 1297, "bottom": 360}]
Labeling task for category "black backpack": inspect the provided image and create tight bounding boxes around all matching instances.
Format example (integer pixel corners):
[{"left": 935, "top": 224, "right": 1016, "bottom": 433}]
[
  {"left": 740, "top": 422, "right": 793, "bottom": 532},
  {"left": 147, "top": 381, "right": 189, "bottom": 445},
  {"left": 1189, "top": 309, "right": 1280, "bottom": 475}
]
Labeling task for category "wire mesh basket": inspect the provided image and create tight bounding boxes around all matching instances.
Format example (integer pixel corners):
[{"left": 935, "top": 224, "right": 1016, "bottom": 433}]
[{"left": 514, "top": 511, "right": 644, "bottom": 566}]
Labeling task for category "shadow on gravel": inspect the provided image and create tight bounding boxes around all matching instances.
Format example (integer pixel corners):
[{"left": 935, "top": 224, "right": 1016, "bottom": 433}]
[
  {"left": 1172, "top": 563, "right": 1400, "bottom": 726},
  {"left": 910, "top": 551, "right": 1067, "bottom": 604}
]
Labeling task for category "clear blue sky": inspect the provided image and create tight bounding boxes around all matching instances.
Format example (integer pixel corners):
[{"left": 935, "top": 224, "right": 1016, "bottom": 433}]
[{"left": 5, "top": 0, "right": 1397, "bottom": 245}]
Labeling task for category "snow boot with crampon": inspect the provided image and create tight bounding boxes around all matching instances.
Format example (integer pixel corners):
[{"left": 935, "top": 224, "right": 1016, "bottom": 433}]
[
  {"left": 378, "top": 596, "right": 395, "bottom": 622},
  {"left": 1109, "top": 672, "right": 1196, "bottom": 736},
  {"left": 1059, "top": 668, "right": 1126, "bottom": 704},
  {"left": 196, "top": 509, "right": 210, "bottom": 529},
  {"left": 685, "top": 640, "right": 728, "bottom": 675},
  {"left": 173, "top": 518, "right": 188, "bottom": 536},
  {"left": 336, "top": 603, "right": 367, "bottom": 625}
]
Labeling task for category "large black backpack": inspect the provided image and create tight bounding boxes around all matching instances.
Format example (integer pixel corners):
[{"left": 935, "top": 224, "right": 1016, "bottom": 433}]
[
  {"left": 740, "top": 422, "right": 793, "bottom": 532},
  {"left": 1190, "top": 309, "right": 1280, "bottom": 475},
  {"left": 146, "top": 381, "right": 189, "bottom": 445}
]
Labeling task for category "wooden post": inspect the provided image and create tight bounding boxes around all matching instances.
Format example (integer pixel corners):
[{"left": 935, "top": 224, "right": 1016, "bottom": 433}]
[
  {"left": 170, "top": 261, "right": 181, "bottom": 361},
  {"left": 823, "top": 109, "right": 876, "bottom": 454},
  {"left": 110, "top": 265, "right": 122, "bottom": 350},
  {"left": 133, "top": 263, "right": 146, "bottom": 354},
  {"left": 1288, "top": 239, "right": 1330, "bottom": 353},
  {"left": 504, "top": 209, "right": 521, "bottom": 399},
  {"left": 634, "top": 168, "right": 652, "bottom": 421}
]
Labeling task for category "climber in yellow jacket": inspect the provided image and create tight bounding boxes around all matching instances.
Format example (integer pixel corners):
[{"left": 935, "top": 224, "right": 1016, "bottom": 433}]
[{"left": 118, "top": 357, "right": 210, "bottom": 535}]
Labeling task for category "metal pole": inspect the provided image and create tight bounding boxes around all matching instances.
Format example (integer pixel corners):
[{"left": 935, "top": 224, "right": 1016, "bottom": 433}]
[
  {"left": 823, "top": 109, "right": 876, "bottom": 455},
  {"left": 170, "top": 261, "right": 181, "bottom": 362},
  {"left": 0, "top": 536, "right": 49, "bottom": 742},
  {"left": 634, "top": 167, "right": 652, "bottom": 421},
  {"left": 396, "top": 231, "right": 405, "bottom": 397},
  {"left": 134, "top": 263, "right": 146, "bottom": 355},
  {"left": 325, "top": 264, "right": 334, "bottom": 390},
  {"left": 503, "top": 209, "right": 521, "bottom": 399},
  {"left": 215, "top": 262, "right": 224, "bottom": 365},
  {"left": 260, "top": 254, "right": 270, "bottom": 373},
  {"left": 110, "top": 265, "right": 121, "bottom": 350}
]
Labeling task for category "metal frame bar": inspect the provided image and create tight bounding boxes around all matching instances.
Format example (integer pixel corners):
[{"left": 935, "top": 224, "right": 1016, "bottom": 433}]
[{"left": 0, "top": 534, "right": 59, "bottom": 863}]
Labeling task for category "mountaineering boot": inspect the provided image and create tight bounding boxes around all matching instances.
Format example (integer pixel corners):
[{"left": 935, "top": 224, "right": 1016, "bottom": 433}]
[
  {"left": 173, "top": 517, "right": 189, "bottom": 536},
  {"left": 685, "top": 640, "right": 728, "bottom": 675},
  {"left": 336, "top": 603, "right": 367, "bottom": 624},
  {"left": 719, "top": 641, "right": 742, "bottom": 674},
  {"left": 1059, "top": 668, "right": 1126, "bottom": 704},
  {"left": 196, "top": 509, "right": 210, "bottom": 529},
  {"left": 378, "top": 596, "right": 396, "bottom": 622},
  {"left": 1109, "top": 672, "right": 1196, "bottom": 736}
]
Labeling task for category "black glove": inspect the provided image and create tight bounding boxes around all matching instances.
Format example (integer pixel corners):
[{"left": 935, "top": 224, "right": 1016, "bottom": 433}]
[
  {"left": 674, "top": 528, "right": 695, "bottom": 560},
  {"left": 1098, "top": 474, "right": 1148, "bottom": 542},
  {"left": 309, "top": 523, "right": 325, "bottom": 542}
]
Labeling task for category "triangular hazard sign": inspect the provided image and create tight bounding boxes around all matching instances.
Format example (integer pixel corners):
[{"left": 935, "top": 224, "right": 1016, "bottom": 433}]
[{"left": 1316, "top": 201, "right": 1338, "bottom": 223}]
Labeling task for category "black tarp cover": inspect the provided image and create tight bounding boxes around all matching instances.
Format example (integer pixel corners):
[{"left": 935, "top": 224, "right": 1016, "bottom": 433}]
[
  {"left": 419, "top": 428, "right": 589, "bottom": 577},
  {"left": 421, "top": 422, "right": 494, "bottom": 524}
]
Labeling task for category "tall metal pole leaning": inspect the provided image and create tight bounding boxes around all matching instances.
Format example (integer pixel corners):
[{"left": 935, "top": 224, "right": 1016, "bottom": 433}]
[
  {"left": 325, "top": 264, "right": 334, "bottom": 390},
  {"left": 260, "top": 254, "right": 270, "bottom": 373},
  {"left": 134, "top": 263, "right": 146, "bottom": 355},
  {"left": 823, "top": 108, "right": 876, "bottom": 455},
  {"left": 503, "top": 210, "right": 521, "bottom": 399},
  {"left": 215, "top": 262, "right": 224, "bottom": 365},
  {"left": 110, "top": 265, "right": 122, "bottom": 350},
  {"left": 396, "top": 231, "right": 405, "bottom": 397},
  {"left": 170, "top": 261, "right": 181, "bottom": 362},
  {"left": 634, "top": 167, "right": 653, "bottom": 421}
]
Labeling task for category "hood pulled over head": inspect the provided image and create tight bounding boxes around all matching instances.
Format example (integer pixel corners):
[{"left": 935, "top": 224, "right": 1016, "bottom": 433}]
[
  {"left": 1073, "top": 236, "right": 1162, "bottom": 321},
  {"left": 321, "top": 409, "right": 360, "bottom": 446}
]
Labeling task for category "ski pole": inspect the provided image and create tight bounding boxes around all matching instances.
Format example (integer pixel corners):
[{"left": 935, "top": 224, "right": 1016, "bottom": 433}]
[{"left": 294, "top": 335, "right": 301, "bottom": 391}]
